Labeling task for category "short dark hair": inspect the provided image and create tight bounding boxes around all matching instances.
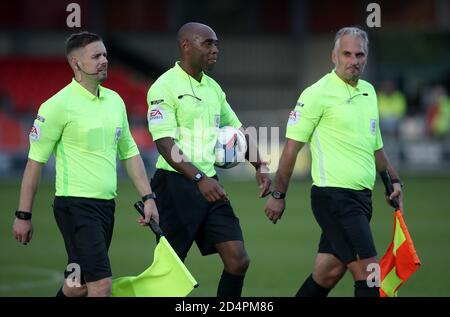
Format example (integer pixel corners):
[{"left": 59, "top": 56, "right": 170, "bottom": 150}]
[{"left": 65, "top": 31, "right": 102, "bottom": 56}]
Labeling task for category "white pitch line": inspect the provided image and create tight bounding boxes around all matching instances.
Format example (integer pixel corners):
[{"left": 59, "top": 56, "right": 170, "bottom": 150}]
[{"left": 0, "top": 266, "right": 62, "bottom": 292}]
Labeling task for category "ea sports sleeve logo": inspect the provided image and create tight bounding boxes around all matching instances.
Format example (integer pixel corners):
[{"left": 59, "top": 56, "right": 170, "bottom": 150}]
[
  {"left": 29, "top": 124, "right": 41, "bottom": 142},
  {"left": 148, "top": 108, "right": 164, "bottom": 125}
]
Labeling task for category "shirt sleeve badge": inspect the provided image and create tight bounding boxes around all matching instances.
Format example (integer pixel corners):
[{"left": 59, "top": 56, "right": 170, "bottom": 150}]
[
  {"left": 148, "top": 108, "right": 165, "bottom": 125},
  {"left": 288, "top": 110, "right": 301, "bottom": 125},
  {"left": 29, "top": 124, "right": 41, "bottom": 142}
]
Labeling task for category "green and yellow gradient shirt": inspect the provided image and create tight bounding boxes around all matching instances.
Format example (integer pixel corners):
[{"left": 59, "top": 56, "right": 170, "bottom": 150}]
[
  {"left": 147, "top": 62, "right": 242, "bottom": 177},
  {"left": 286, "top": 70, "right": 383, "bottom": 190},
  {"left": 28, "top": 79, "right": 139, "bottom": 199}
]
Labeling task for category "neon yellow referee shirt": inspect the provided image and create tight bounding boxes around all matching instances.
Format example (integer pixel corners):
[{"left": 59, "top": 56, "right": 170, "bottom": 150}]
[
  {"left": 28, "top": 78, "right": 139, "bottom": 199},
  {"left": 286, "top": 70, "right": 383, "bottom": 190},
  {"left": 147, "top": 62, "right": 242, "bottom": 177}
]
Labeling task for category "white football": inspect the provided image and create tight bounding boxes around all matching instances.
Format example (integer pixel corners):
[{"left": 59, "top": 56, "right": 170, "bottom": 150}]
[{"left": 214, "top": 126, "right": 247, "bottom": 169}]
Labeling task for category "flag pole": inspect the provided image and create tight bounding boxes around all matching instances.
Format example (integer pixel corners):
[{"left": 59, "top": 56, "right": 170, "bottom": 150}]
[{"left": 134, "top": 201, "right": 164, "bottom": 238}]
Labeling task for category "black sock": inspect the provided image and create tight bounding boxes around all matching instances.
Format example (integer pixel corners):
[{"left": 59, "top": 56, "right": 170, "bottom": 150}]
[
  {"left": 217, "top": 270, "right": 245, "bottom": 297},
  {"left": 56, "top": 287, "right": 66, "bottom": 297},
  {"left": 296, "top": 274, "right": 331, "bottom": 297},
  {"left": 354, "top": 280, "right": 380, "bottom": 297}
]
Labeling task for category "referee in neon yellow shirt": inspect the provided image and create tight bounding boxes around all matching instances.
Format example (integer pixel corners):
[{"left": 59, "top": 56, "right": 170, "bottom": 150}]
[
  {"left": 147, "top": 22, "right": 271, "bottom": 297},
  {"left": 12, "top": 32, "right": 159, "bottom": 297},
  {"left": 265, "top": 27, "right": 404, "bottom": 297}
]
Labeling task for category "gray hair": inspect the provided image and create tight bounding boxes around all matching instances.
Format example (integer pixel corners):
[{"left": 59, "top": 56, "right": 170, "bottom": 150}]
[{"left": 333, "top": 27, "right": 369, "bottom": 55}]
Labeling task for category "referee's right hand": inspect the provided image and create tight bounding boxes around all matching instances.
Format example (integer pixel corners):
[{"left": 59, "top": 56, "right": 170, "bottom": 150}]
[
  {"left": 197, "top": 177, "right": 228, "bottom": 202},
  {"left": 12, "top": 218, "right": 33, "bottom": 245}
]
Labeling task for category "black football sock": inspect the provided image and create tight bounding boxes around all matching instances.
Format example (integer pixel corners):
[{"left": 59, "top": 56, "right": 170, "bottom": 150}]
[
  {"left": 354, "top": 280, "right": 380, "bottom": 297},
  {"left": 217, "top": 270, "right": 245, "bottom": 297},
  {"left": 296, "top": 274, "right": 331, "bottom": 297}
]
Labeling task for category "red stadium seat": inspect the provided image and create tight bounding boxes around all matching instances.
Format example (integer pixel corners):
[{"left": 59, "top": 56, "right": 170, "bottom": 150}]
[
  {"left": 0, "top": 57, "right": 154, "bottom": 151},
  {"left": 0, "top": 112, "right": 28, "bottom": 152},
  {"left": 0, "top": 57, "right": 152, "bottom": 116}
]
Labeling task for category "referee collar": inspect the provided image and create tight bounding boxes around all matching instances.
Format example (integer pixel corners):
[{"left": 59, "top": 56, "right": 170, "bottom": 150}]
[
  {"left": 330, "top": 69, "right": 363, "bottom": 93},
  {"left": 70, "top": 78, "right": 105, "bottom": 100},
  {"left": 174, "top": 62, "right": 205, "bottom": 87}
]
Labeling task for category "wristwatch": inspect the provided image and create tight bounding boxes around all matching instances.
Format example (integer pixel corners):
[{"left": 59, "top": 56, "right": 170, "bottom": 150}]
[
  {"left": 15, "top": 210, "right": 32, "bottom": 220},
  {"left": 271, "top": 191, "right": 286, "bottom": 199},
  {"left": 193, "top": 171, "right": 205, "bottom": 183},
  {"left": 142, "top": 192, "right": 156, "bottom": 202}
]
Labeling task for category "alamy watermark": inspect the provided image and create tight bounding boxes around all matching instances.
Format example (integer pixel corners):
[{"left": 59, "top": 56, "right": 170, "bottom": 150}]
[
  {"left": 159, "top": 119, "right": 280, "bottom": 172},
  {"left": 366, "top": 263, "right": 381, "bottom": 287},
  {"left": 366, "top": 3, "right": 381, "bottom": 28},
  {"left": 66, "top": 3, "right": 81, "bottom": 28},
  {"left": 66, "top": 263, "right": 81, "bottom": 287}
]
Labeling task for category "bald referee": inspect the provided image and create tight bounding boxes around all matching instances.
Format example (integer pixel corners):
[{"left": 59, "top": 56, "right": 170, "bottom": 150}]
[
  {"left": 264, "top": 27, "right": 403, "bottom": 297},
  {"left": 12, "top": 32, "right": 159, "bottom": 297},
  {"left": 147, "top": 22, "right": 271, "bottom": 297}
]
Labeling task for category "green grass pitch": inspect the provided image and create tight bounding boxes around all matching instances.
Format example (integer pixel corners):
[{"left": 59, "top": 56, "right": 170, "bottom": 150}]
[{"left": 1, "top": 176, "right": 449, "bottom": 296}]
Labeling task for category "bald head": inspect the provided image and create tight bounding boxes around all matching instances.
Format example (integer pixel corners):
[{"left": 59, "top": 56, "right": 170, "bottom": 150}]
[
  {"left": 177, "top": 22, "right": 216, "bottom": 49},
  {"left": 177, "top": 22, "right": 219, "bottom": 75}
]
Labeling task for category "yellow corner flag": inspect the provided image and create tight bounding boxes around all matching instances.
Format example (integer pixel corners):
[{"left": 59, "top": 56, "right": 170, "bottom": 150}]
[
  {"left": 378, "top": 171, "right": 421, "bottom": 297},
  {"left": 112, "top": 236, "right": 198, "bottom": 297},
  {"left": 380, "top": 210, "right": 421, "bottom": 297},
  {"left": 112, "top": 201, "right": 198, "bottom": 297}
]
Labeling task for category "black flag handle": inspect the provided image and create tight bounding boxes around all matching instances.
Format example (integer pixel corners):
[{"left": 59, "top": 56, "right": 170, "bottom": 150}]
[
  {"left": 379, "top": 170, "right": 400, "bottom": 210},
  {"left": 134, "top": 201, "right": 164, "bottom": 238}
]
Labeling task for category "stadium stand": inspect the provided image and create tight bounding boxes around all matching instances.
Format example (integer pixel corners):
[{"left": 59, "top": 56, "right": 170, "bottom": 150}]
[{"left": 0, "top": 57, "right": 154, "bottom": 151}]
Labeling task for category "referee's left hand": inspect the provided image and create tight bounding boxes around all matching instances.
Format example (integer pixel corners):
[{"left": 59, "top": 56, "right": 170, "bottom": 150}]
[
  {"left": 13, "top": 218, "right": 33, "bottom": 245},
  {"left": 256, "top": 164, "right": 271, "bottom": 198},
  {"left": 264, "top": 197, "right": 285, "bottom": 224},
  {"left": 387, "top": 182, "right": 404, "bottom": 212},
  {"left": 138, "top": 199, "right": 160, "bottom": 226}
]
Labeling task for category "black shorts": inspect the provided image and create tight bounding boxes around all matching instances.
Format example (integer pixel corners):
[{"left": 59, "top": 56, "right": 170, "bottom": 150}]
[
  {"left": 150, "top": 169, "right": 244, "bottom": 261},
  {"left": 311, "top": 185, "right": 377, "bottom": 264},
  {"left": 53, "top": 196, "right": 115, "bottom": 284}
]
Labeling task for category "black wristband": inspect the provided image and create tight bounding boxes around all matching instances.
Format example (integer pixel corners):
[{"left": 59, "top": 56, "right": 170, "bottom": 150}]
[
  {"left": 15, "top": 210, "right": 32, "bottom": 220},
  {"left": 142, "top": 192, "right": 156, "bottom": 202},
  {"left": 391, "top": 179, "right": 403, "bottom": 188}
]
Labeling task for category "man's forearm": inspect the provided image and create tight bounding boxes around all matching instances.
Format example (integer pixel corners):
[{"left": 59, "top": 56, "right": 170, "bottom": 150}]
[
  {"left": 274, "top": 140, "right": 304, "bottom": 193},
  {"left": 18, "top": 159, "right": 43, "bottom": 213},
  {"left": 155, "top": 138, "right": 200, "bottom": 180},
  {"left": 241, "top": 127, "right": 263, "bottom": 170},
  {"left": 123, "top": 155, "right": 152, "bottom": 197},
  {"left": 386, "top": 164, "right": 400, "bottom": 181},
  {"left": 375, "top": 149, "right": 401, "bottom": 180}
]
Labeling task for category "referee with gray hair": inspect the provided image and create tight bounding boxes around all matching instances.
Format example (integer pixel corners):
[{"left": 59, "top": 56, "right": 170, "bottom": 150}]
[{"left": 265, "top": 27, "right": 403, "bottom": 297}]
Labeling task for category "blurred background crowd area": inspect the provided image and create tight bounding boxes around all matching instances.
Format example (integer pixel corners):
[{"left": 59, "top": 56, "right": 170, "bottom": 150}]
[{"left": 0, "top": 0, "right": 449, "bottom": 178}]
